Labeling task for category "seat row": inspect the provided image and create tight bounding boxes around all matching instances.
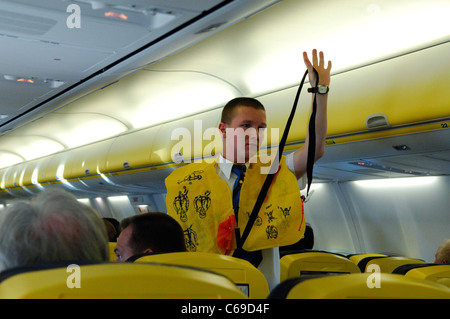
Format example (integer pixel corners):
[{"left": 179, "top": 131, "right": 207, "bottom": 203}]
[
  {"left": 0, "top": 249, "right": 448, "bottom": 299},
  {"left": 275, "top": 250, "right": 450, "bottom": 298}
]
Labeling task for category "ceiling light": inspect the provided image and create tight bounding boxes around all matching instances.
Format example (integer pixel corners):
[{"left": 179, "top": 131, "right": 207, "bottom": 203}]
[
  {"left": 73, "top": 1, "right": 178, "bottom": 29},
  {"left": 77, "top": 198, "right": 91, "bottom": 205},
  {"left": 104, "top": 11, "right": 128, "bottom": 20},
  {"left": 107, "top": 195, "right": 129, "bottom": 201},
  {"left": 350, "top": 161, "right": 426, "bottom": 176},
  {"left": 3, "top": 75, "right": 65, "bottom": 88},
  {"left": 16, "top": 78, "right": 34, "bottom": 84},
  {"left": 354, "top": 176, "right": 437, "bottom": 188}
]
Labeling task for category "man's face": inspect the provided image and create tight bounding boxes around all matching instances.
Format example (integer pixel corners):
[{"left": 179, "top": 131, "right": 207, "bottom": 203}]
[
  {"left": 220, "top": 105, "right": 267, "bottom": 163},
  {"left": 114, "top": 225, "right": 135, "bottom": 262}
]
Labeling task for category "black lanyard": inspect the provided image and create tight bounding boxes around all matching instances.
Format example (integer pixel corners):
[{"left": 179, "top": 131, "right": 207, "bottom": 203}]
[{"left": 234, "top": 68, "right": 319, "bottom": 256}]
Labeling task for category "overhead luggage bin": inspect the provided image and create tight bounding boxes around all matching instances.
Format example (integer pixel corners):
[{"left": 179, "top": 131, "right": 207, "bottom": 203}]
[
  {"left": 270, "top": 273, "right": 450, "bottom": 299},
  {"left": 0, "top": 169, "right": 8, "bottom": 193},
  {"left": 323, "top": 43, "right": 450, "bottom": 145},
  {"left": 2, "top": 159, "right": 45, "bottom": 198},
  {"left": 280, "top": 251, "right": 361, "bottom": 281},
  {"left": 135, "top": 252, "right": 270, "bottom": 299},
  {"left": 0, "top": 161, "right": 43, "bottom": 197},
  {"left": 106, "top": 126, "right": 160, "bottom": 172},
  {"left": 0, "top": 163, "right": 22, "bottom": 190},
  {"left": 13, "top": 158, "right": 40, "bottom": 188},
  {"left": 63, "top": 139, "right": 115, "bottom": 180},
  {"left": 259, "top": 42, "right": 450, "bottom": 153},
  {"left": 0, "top": 262, "right": 247, "bottom": 299},
  {"left": 150, "top": 108, "right": 222, "bottom": 166},
  {"left": 35, "top": 150, "right": 73, "bottom": 185}
]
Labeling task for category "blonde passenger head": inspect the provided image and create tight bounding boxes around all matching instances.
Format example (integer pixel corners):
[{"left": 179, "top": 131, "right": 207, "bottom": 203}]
[{"left": 434, "top": 239, "right": 450, "bottom": 264}]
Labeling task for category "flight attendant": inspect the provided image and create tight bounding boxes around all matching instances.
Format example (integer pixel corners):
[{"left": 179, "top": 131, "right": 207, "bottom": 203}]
[{"left": 166, "top": 49, "right": 331, "bottom": 289}]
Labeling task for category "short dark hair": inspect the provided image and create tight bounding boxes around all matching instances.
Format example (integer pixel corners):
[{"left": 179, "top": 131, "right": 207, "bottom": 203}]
[
  {"left": 221, "top": 97, "right": 265, "bottom": 124},
  {"left": 120, "top": 212, "right": 187, "bottom": 254}
]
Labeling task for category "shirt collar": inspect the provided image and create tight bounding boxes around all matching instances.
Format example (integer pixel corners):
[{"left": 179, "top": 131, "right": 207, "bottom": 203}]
[
  {"left": 218, "top": 154, "right": 249, "bottom": 179},
  {"left": 217, "top": 154, "right": 234, "bottom": 179}
]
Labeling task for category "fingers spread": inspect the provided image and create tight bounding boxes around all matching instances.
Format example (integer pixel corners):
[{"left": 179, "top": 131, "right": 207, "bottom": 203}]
[
  {"left": 303, "top": 51, "right": 312, "bottom": 68},
  {"left": 312, "top": 48, "right": 318, "bottom": 66},
  {"left": 319, "top": 51, "right": 324, "bottom": 68}
]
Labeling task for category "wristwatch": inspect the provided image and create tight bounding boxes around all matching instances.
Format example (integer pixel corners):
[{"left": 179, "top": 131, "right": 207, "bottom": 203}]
[{"left": 307, "top": 85, "right": 329, "bottom": 95}]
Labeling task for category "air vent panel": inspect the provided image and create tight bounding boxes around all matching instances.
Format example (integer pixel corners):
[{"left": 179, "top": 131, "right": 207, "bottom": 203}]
[{"left": 0, "top": 9, "right": 56, "bottom": 36}]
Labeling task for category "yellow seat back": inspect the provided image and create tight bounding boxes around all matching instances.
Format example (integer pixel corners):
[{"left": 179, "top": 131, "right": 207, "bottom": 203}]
[
  {"left": 403, "top": 265, "right": 450, "bottom": 288},
  {"left": 280, "top": 251, "right": 361, "bottom": 281},
  {"left": 348, "top": 254, "right": 388, "bottom": 271},
  {"left": 135, "top": 252, "right": 269, "bottom": 298},
  {"left": 108, "top": 242, "right": 116, "bottom": 262},
  {"left": 280, "top": 273, "right": 450, "bottom": 299},
  {"left": 0, "top": 262, "right": 247, "bottom": 299},
  {"left": 365, "top": 256, "right": 426, "bottom": 273}
]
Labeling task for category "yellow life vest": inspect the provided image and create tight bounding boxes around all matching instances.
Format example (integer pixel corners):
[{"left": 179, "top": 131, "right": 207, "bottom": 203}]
[{"left": 165, "top": 155, "right": 305, "bottom": 254}]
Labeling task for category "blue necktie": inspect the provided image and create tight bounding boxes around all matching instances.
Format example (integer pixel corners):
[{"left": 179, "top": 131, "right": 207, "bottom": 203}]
[
  {"left": 231, "top": 164, "right": 263, "bottom": 267},
  {"left": 232, "top": 164, "right": 246, "bottom": 221}
]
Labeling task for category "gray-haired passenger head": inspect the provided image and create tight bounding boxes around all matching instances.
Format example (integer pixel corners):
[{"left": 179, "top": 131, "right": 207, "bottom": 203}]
[{"left": 0, "top": 188, "right": 108, "bottom": 271}]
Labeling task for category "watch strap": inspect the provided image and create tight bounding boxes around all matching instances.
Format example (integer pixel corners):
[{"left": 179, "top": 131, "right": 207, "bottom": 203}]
[{"left": 307, "top": 85, "right": 329, "bottom": 94}]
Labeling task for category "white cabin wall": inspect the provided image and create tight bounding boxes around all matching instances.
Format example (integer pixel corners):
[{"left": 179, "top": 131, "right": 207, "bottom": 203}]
[
  {"left": 152, "top": 194, "right": 168, "bottom": 213},
  {"left": 88, "top": 196, "right": 135, "bottom": 221},
  {"left": 91, "top": 194, "right": 168, "bottom": 223},
  {"left": 305, "top": 176, "right": 450, "bottom": 263},
  {"left": 303, "top": 183, "right": 361, "bottom": 254},
  {"left": 106, "top": 196, "right": 136, "bottom": 220},
  {"left": 341, "top": 176, "right": 449, "bottom": 263},
  {"left": 127, "top": 194, "right": 167, "bottom": 214},
  {"left": 82, "top": 175, "right": 448, "bottom": 263}
]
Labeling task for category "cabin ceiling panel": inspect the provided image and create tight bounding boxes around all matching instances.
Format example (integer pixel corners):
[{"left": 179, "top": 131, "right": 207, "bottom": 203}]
[
  {"left": 146, "top": 0, "right": 450, "bottom": 96},
  {"left": 53, "top": 69, "right": 237, "bottom": 129},
  {"left": 375, "top": 153, "right": 450, "bottom": 176},
  {"left": 0, "top": 0, "right": 254, "bottom": 128},
  {"left": 0, "top": 0, "right": 449, "bottom": 189},
  {"left": 0, "top": 135, "right": 64, "bottom": 162},
  {"left": 5, "top": 112, "right": 128, "bottom": 150},
  {"left": 313, "top": 129, "right": 450, "bottom": 181}
]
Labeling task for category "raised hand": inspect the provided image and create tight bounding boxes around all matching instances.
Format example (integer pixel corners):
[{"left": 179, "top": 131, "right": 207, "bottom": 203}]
[{"left": 303, "top": 49, "right": 332, "bottom": 87}]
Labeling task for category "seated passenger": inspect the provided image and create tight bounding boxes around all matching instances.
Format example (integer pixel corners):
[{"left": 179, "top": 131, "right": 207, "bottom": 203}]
[
  {"left": 0, "top": 189, "right": 109, "bottom": 272},
  {"left": 103, "top": 218, "right": 118, "bottom": 242},
  {"left": 114, "top": 212, "right": 187, "bottom": 262},
  {"left": 279, "top": 224, "right": 314, "bottom": 256},
  {"left": 103, "top": 217, "right": 121, "bottom": 240},
  {"left": 434, "top": 239, "right": 450, "bottom": 264}
]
